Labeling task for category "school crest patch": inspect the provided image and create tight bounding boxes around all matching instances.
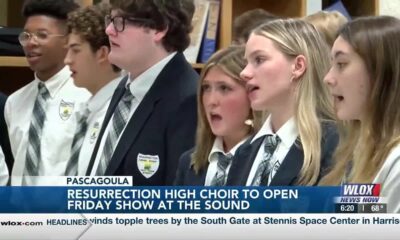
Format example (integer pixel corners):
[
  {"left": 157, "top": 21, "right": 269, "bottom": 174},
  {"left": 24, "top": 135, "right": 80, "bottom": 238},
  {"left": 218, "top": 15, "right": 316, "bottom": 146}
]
[
  {"left": 59, "top": 100, "right": 74, "bottom": 120},
  {"left": 137, "top": 153, "right": 160, "bottom": 178},
  {"left": 89, "top": 122, "right": 101, "bottom": 144}
]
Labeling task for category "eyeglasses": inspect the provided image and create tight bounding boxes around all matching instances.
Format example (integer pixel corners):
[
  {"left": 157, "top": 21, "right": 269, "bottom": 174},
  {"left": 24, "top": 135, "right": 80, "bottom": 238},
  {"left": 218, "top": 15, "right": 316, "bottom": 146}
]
[
  {"left": 18, "top": 31, "right": 65, "bottom": 46},
  {"left": 105, "top": 15, "right": 153, "bottom": 32}
]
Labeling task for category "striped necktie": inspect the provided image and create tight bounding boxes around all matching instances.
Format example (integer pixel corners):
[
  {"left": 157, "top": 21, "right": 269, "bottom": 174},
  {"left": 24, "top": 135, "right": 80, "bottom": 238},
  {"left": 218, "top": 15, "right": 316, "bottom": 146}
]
[
  {"left": 210, "top": 152, "right": 233, "bottom": 186},
  {"left": 23, "top": 82, "right": 50, "bottom": 180},
  {"left": 95, "top": 86, "right": 134, "bottom": 175},
  {"left": 65, "top": 107, "right": 91, "bottom": 176},
  {"left": 251, "top": 134, "right": 281, "bottom": 186}
]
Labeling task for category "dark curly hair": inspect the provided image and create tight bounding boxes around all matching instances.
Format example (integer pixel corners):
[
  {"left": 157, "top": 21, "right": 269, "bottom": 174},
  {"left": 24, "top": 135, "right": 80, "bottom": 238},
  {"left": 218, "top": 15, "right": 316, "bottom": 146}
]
[
  {"left": 22, "top": 0, "right": 79, "bottom": 20},
  {"left": 67, "top": 4, "right": 109, "bottom": 52},
  {"left": 67, "top": 4, "right": 120, "bottom": 72},
  {"left": 110, "top": 0, "right": 195, "bottom": 52}
]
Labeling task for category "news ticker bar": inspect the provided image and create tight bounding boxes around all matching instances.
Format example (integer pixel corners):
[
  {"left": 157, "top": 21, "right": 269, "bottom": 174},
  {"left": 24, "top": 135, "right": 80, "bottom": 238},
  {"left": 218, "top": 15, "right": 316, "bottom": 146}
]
[
  {"left": 0, "top": 214, "right": 400, "bottom": 240},
  {"left": 335, "top": 203, "right": 387, "bottom": 213}
]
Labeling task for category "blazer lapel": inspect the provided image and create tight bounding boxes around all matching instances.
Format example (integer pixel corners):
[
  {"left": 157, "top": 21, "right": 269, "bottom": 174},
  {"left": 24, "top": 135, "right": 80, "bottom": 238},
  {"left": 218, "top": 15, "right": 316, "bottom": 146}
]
[
  {"left": 102, "top": 77, "right": 129, "bottom": 128},
  {"left": 270, "top": 139, "right": 304, "bottom": 186},
  {"left": 190, "top": 167, "right": 207, "bottom": 185},
  {"left": 104, "top": 54, "right": 185, "bottom": 175},
  {"left": 227, "top": 137, "right": 264, "bottom": 185},
  {"left": 105, "top": 87, "right": 161, "bottom": 175}
]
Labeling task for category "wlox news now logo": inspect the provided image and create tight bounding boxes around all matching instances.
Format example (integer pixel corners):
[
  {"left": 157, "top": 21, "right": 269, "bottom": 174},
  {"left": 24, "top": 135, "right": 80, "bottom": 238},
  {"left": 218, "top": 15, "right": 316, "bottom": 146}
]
[{"left": 337, "top": 184, "right": 381, "bottom": 203}]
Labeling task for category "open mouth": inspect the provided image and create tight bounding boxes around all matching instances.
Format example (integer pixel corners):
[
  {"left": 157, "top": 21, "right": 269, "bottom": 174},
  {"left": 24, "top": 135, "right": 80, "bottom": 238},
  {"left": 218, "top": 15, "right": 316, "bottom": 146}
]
[
  {"left": 26, "top": 52, "right": 41, "bottom": 62},
  {"left": 70, "top": 70, "right": 77, "bottom": 78},
  {"left": 68, "top": 66, "right": 77, "bottom": 76},
  {"left": 27, "top": 52, "right": 41, "bottom": 57},
  {"left": 247, "top": 84, "right": 259, "bottom": 93},
  {"left": 246, "top": 84, "right": 260, "bottom": 100},
  {"left": 333, "top": 95, "right": 344, "bottom": 102},
  {"left": 210, "top": 113, "right": 222, "bottom": 122},
  {"left": 110, "top": 40, "right": 119, "bottom": 47}
]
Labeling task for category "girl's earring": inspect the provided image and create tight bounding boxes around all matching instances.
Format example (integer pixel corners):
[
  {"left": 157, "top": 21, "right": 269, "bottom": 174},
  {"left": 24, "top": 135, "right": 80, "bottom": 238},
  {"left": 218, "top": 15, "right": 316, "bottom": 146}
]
[{"left": 244, "top": 119, "right": 254, "bottom": 128}]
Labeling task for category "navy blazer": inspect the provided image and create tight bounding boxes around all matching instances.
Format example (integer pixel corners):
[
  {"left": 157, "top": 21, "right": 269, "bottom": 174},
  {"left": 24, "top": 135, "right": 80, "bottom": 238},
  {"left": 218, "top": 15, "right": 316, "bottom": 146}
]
[
  {"left": 0, "top": 92, "right": 14, "bottom": 174},
  {"left": 226, "top": 122, "right": 338, "bottom": 186},
  {"left": 174, "top": 148, "right": 207, "bottom": 186},
  {"left": 86, "top": 53, "right": 199, "bottom": 185}
]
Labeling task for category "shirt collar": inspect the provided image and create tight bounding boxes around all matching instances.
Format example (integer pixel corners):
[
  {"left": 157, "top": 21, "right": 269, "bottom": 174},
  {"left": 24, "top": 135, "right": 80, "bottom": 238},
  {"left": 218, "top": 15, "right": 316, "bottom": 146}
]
[
  {"left": 208, "top": 136, "right": 249, "bottom": 163},
  {"left": 88, "top": 75, "right": 123, "bottom": 112},
  {"left": 125, "top": 52, "right": 177, "bottom": 102},
  {"left": 34, "top": 66, "right": 71, "bottom": 99},
  {"left": 251, "top": 115, "right": 298, "bottom": 148}
]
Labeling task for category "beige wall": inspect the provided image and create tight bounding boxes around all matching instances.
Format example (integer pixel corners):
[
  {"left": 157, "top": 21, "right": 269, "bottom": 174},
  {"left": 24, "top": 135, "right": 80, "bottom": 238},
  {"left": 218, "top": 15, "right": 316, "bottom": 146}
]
[
  {"left": 380, "top": 0, "right": 400, "bottom": 17},
  {"left": 0, "top": 1, "right": 8, "bottom": 26}
]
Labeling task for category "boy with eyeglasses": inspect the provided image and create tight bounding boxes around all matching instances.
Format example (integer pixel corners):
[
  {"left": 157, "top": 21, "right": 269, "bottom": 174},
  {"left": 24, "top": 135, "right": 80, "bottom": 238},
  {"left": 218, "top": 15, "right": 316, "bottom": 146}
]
[
  {"left": 86, "top": 0, "right": 198, "bottom": 185},
  {"left": 4, "top": 0, "right": 91, "bottom": 185}
]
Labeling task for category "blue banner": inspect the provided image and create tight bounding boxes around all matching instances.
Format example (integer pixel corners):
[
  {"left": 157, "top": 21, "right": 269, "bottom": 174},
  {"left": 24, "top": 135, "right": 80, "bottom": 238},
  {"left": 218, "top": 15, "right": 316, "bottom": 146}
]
[{"left": 0, "top": 186, "right": 342, "bottom": 213}]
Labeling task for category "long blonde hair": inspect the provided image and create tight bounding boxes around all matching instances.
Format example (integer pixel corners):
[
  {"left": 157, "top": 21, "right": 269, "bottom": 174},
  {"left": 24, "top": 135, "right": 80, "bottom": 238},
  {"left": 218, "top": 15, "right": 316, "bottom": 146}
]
[
  {"left": 320, "top": 16, "right": 400, "bottom": 185},
  {"left": 253, "top": 19, "right": 335, "bottom": 185},
  {"left": 304, "top": 11, "right": 348, "bottom": 47},
  {"left": 191, "top": 45, "right": 262, "bottom": 174}
]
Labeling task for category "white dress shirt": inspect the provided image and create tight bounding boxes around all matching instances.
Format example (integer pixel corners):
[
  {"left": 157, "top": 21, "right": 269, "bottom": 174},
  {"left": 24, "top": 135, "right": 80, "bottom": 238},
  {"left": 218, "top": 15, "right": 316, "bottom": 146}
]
[
  {"left": 5, "top": 66, "right": 91, "bottom": 185},
  {"left": 76, "top": 76, "right": 122, "bottom": 175},
  {"left": 205, "top": 137, "right": 249, "bottom": 186},
  {"left": 246, "top": 116, "right": 298, "bottom": 186},
  {"left": 0, "top": 147, "right": 9, "bottom": 185},
  {"left": 373, "top": 144, "right": 400, "bottom": 213},
  {"left": 89, "top": 52, "right": 177, "bottom": 175}
]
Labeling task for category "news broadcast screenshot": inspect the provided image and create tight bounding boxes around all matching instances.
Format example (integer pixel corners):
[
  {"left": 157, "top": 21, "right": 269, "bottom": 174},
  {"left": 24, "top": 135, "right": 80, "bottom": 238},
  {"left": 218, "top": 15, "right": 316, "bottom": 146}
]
[{"left": 1, "top": 0, "right": 399, "bottom": 239}]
